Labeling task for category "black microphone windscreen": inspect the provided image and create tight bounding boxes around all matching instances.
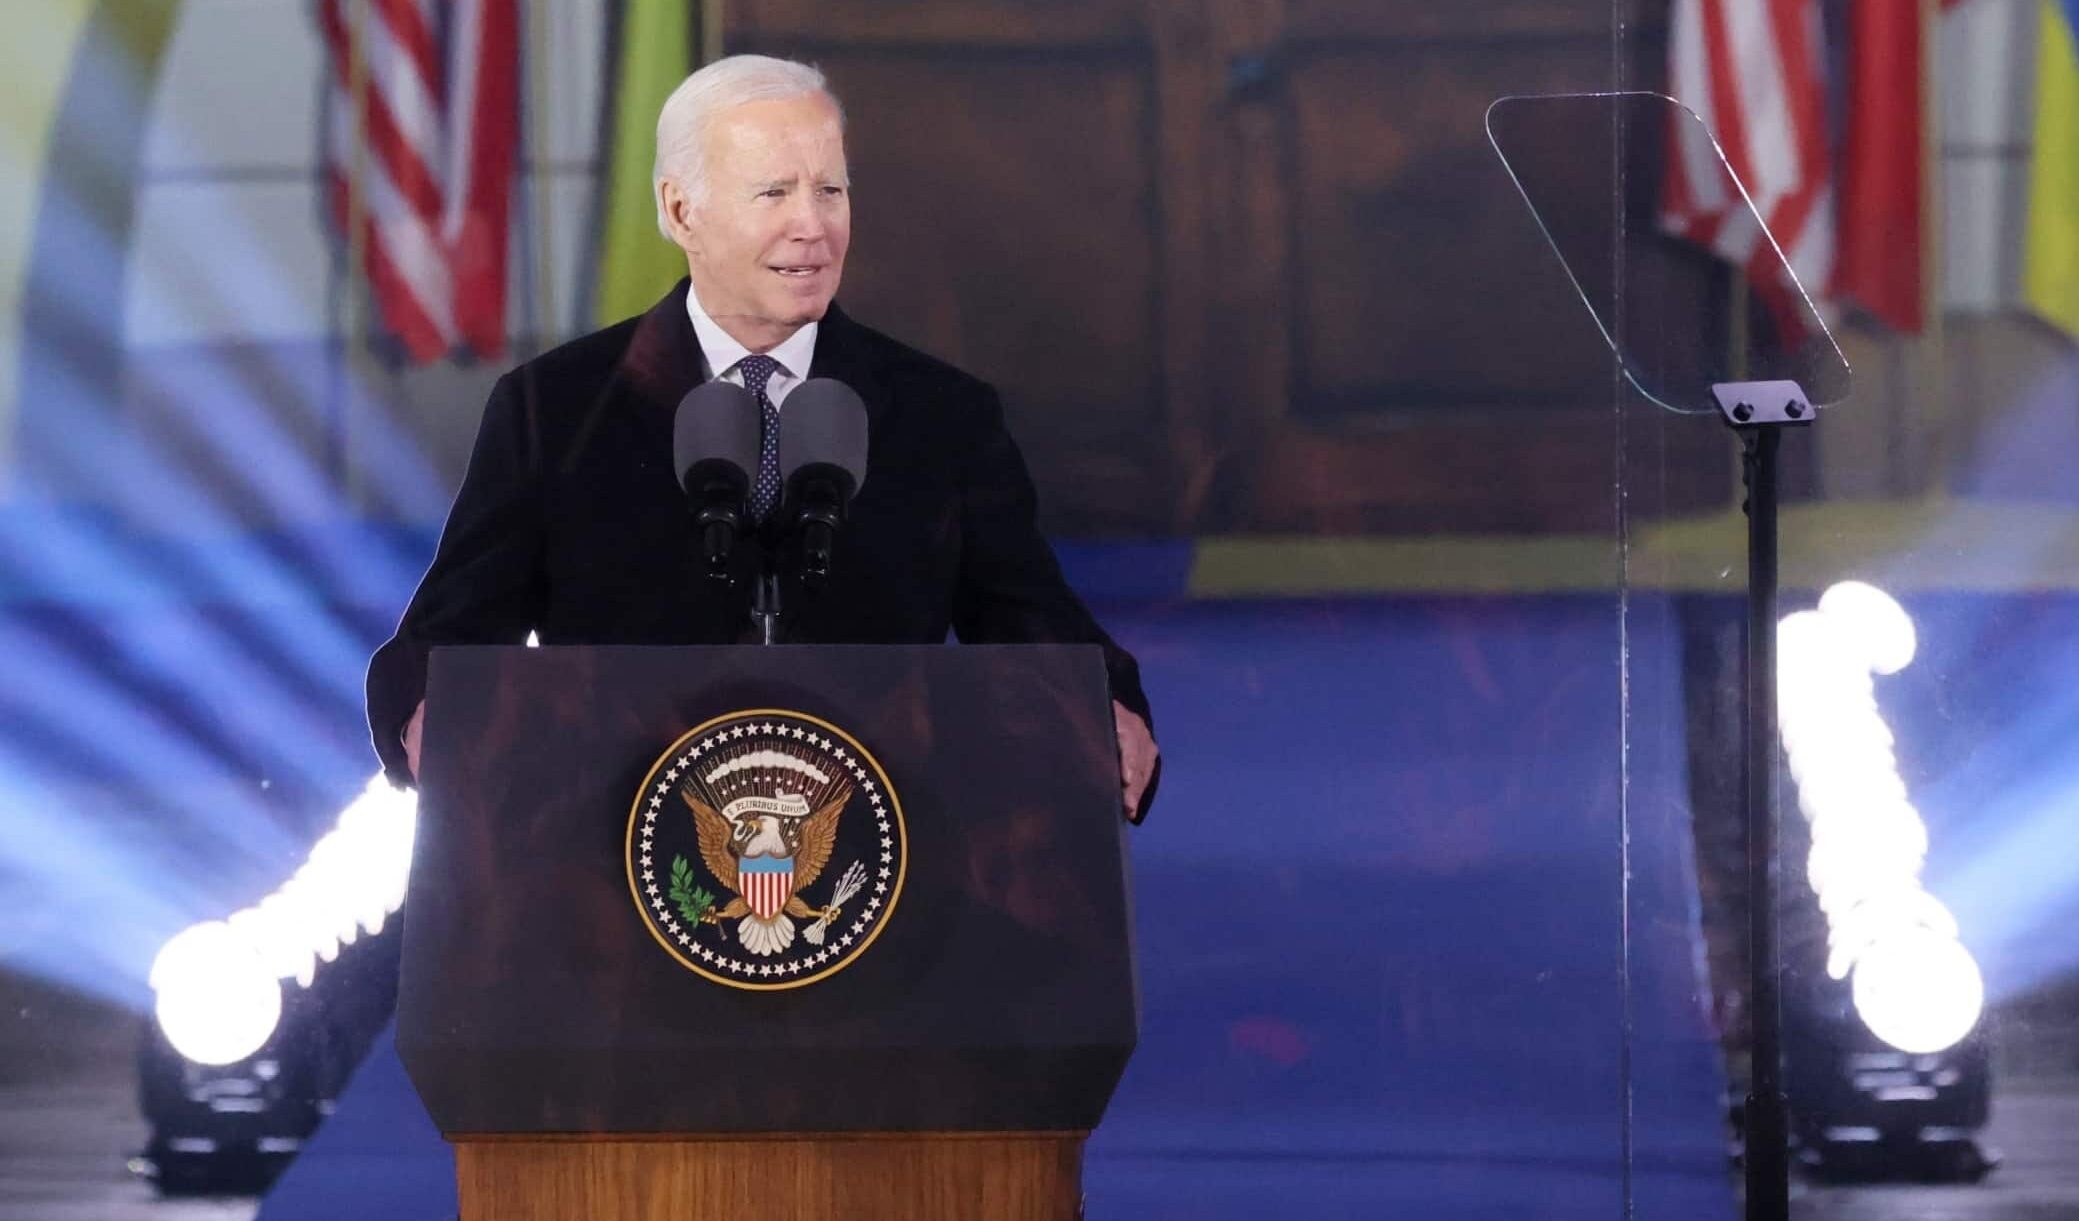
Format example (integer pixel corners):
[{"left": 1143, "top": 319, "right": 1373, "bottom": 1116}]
[
  {"left": 673, "top": 381, "right": 760, "bottom": 494},
  {"left": 778, "top": 378, "right": 869, "bottom": 490}
]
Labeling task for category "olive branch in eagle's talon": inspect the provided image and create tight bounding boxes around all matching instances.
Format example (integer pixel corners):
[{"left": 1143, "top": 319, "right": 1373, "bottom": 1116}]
[{"left": 668, "top": 855, "right": 716, "bottom": 927}]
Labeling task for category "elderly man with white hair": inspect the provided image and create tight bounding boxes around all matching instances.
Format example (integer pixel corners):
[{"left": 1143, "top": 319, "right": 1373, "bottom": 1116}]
[{"left": 366, "top": 55, "right": 1160, "bottom": 821}]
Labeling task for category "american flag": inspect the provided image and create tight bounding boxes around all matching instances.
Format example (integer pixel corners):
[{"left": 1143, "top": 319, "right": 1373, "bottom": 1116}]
[
  {"left": 319, "top": 0, "right": 518, "bottom": 364},
  {"left": 1661, "top": 0, "right": 1835, "bottom": 322}
]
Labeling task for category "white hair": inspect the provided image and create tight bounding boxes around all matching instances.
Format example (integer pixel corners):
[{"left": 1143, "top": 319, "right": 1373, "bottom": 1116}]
[{"left": 653, "top": 55, "right": 842, "bottom": 238}]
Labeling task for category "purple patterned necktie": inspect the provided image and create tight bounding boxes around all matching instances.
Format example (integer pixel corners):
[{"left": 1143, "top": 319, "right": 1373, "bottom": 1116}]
[{"left": 737, "top": 354, "right": 782, "bottom": 520}]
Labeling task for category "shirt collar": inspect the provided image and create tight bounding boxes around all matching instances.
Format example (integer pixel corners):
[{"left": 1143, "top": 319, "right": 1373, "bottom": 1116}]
[{"left": 685, "top": 283, "right": 819, "bottom": 383}]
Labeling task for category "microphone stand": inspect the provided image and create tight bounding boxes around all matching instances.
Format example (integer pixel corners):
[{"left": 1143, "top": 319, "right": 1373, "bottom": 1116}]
[
  {"left": 689, "top": 496, "right": 774, "bottom": 642},
  {"left": 751, "top": 561, "right": 782, "bottom": 646},
  {"left": 754, "top": 469, "right": 852, "bottom": 643}
]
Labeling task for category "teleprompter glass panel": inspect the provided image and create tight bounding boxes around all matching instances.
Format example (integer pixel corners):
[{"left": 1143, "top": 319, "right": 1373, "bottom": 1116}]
[{"left": 1486, "top": 91, "right": 1851, "bottom": 415}]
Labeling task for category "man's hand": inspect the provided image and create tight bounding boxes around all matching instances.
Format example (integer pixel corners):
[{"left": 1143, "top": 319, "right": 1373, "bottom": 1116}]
[
  {"left": 1114, "top": 700, "right": 1158, "bottom": 821},
  {"left": 403, "top": 700, "right": 426, "bottom": 782}
]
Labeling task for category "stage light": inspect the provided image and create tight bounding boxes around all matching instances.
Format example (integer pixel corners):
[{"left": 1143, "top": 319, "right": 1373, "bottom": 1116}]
[
  {"left": 150, "top": 774, "right": 416, "bottom": 1057},
  {"left": 148, "top": 922, "right": 282, "bottom": 1066},
  {"left": 138, "top": 775, "right": 418, "bottom": 1192},
  {"left": 1775, "top": 583, "right": 1995, "bottom": 1181},
  {"left": 1850, "top": 925, "right": 1987, "bottom": 1057},
  {"left": 1778, "top": 582, "right": 1983, "bottom": 1056}
]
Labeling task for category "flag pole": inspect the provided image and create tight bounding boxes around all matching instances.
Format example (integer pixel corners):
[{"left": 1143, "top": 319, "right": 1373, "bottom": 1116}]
[
  {"left": 524, "top": 0, "right": 559, "bottom": 354},
  {"left": 573, "top": 0, "right": 625, "bottom": 332},
  {"left": 1919, "top": 0, "right": 1952, "bottom": 496},
  {"left": 699, "top": 0, "right": 725, "bottom": 62},
  {"left": 345, "top": 0, "right": 371, "bottom": 362},
  {"left": 338, "top": 0, "right": 375, "bottom": 492}
]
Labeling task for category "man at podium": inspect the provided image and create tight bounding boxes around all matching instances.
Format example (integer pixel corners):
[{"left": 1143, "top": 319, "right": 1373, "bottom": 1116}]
[{"left": 365, "top": 54, "right": 1159, "bottom": 820}]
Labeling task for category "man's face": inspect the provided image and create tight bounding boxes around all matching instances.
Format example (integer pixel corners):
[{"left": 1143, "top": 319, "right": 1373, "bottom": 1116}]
[{"left": 664, "top": 92, "right": 850, "bottom": 352}]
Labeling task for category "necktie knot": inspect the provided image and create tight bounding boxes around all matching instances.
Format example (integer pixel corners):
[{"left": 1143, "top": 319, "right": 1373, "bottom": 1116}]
[{"left": 737, "top": 354, "right": 780, "bottom": 397}]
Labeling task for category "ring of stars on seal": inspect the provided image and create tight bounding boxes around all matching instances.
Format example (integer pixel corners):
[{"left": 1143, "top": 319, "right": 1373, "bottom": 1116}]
[{"left": 625, "top": 709, "right": 907, "bottom": 991}]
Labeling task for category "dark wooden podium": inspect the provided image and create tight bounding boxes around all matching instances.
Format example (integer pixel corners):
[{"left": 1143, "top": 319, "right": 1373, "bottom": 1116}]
[{"left": 400, "top": 644, "right": 1139, "bottom": 1221}]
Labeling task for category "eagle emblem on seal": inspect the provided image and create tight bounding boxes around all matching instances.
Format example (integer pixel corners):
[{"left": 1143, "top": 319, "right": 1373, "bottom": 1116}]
[
  {"left": 627, "top": 710, "right": 905, "bottom": 989},
  {"left": 685, "top": 750, "right": 850, "bottom": 956}
]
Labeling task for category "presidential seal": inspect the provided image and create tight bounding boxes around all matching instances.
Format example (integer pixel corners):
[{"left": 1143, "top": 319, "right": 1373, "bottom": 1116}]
[{"left": 626, "top": 709, "right": 906, "bottom": 990}]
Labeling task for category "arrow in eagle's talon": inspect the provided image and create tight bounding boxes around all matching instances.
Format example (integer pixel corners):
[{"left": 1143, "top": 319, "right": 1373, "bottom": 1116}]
[{"left": 803, "top": 862, "right": 869, "bottom": 946}]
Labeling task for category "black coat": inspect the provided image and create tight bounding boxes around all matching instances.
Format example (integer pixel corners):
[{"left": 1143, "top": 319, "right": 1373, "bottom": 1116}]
[{"left": 365, "top": 280, "right": 1155, "bottom": 811}]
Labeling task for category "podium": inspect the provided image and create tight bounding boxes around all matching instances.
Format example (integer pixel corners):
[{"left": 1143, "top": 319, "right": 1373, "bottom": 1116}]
[{"left": 398, "top": 644, "right": 1139, "bottom": 1221}]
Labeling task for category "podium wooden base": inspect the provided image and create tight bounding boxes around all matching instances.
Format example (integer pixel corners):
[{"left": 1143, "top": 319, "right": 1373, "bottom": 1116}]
[{"left": 454, "top": 1133, "right": 1086, "bottom": 1221}]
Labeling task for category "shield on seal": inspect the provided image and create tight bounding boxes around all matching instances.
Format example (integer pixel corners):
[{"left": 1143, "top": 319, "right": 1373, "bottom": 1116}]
[{"left": 738, "top": 855, "right": 795, "bottom": 920}]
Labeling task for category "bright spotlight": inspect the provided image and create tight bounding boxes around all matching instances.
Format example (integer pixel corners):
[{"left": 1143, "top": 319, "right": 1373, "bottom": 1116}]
[
  {"left": 150, "top": 774, "right": 415, "bottom": 1057},
  {"left": 1777, "top": 583, "right": 1993, "bottom": 1177},
  {"left": 1779, "top": 582, "right": 1982, "bottom": 1053},
  {"left": 1850, "top": 925, "right": 1987, "bottom": 1056},
  {"left": 148, "top": 922, "right": 283, "bottom": 1066}
]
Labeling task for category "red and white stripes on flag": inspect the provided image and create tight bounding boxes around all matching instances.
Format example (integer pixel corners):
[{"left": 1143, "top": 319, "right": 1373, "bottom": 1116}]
[
  {"left": 1662, "top": 0, "right": 1834, "bottom": 321},
  {"left": 742, "top": 867, "right": 794, "bottom": 923},
  {"left": 319, "top": 0, "right": 518, "bottom": 364}
]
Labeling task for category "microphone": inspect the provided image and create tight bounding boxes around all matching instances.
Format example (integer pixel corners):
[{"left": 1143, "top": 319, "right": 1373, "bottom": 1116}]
[
  {"left": 776, "top": 378, "right": 869, "bottom": 581},
  {"left": 672, "top": 382, "right": 760, "bottom": 580}
]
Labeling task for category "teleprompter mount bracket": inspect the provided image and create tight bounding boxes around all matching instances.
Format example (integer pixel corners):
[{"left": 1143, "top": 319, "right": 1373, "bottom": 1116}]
[{"left": 1711, "top": 380, "right": 1817, "bottom": 427}]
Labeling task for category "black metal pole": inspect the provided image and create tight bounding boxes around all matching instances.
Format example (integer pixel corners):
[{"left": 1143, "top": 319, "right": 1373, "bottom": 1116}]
[
  {"left": 753, "top": 568, "right": 781, "bottom": 645},
  {"left": 1742, "top": 425, "right": 1788, "bottom": 1221}
]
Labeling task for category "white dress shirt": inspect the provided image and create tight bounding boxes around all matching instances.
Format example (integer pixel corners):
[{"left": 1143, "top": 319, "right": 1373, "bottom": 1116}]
[{"left": 685, "top": 284, "right": 819, "bottom": 405}]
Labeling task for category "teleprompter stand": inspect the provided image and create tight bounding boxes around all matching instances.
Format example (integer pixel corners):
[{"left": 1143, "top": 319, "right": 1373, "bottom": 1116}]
[
  {"left": 1718, "top": 382, "right": 1814, "bottom": 1221},
  {"left": 1489, "top": 92, "right": 1856, "bottom": 1221}
]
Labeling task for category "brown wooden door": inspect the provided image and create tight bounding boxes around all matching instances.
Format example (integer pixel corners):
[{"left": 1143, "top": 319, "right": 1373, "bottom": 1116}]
[{"left": 729, "top": 0, "right": 1726, "bottom": 536}]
